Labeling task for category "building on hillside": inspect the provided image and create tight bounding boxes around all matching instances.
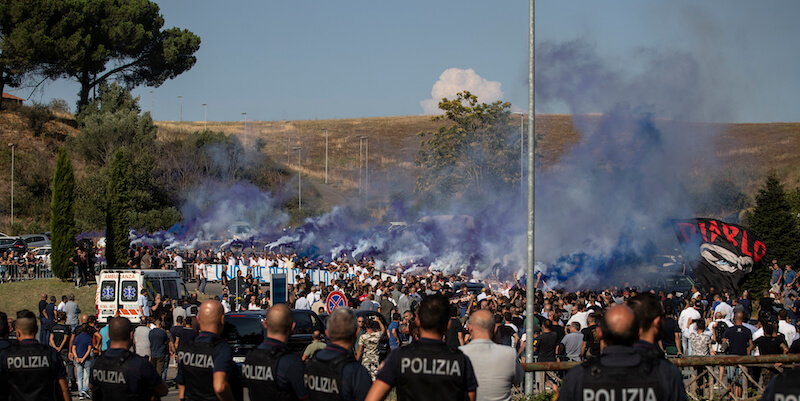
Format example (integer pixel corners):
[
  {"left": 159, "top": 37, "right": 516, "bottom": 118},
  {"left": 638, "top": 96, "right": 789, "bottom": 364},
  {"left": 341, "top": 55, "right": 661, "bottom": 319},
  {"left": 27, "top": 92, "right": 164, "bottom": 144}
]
[{"left": 2, "top": 93, "right": 24, "bottom": 106}]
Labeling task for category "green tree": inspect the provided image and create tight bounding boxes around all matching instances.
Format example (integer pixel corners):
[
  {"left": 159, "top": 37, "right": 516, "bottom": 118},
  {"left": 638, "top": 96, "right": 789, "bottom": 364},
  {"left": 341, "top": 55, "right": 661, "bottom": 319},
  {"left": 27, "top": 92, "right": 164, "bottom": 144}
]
[
  {"left": 27, "top": 0, "right": 200, "bottom": 109},
  {"left": 105, "top": 148, "right": 130, "bottom": 268},
  {"left": 741, "top": 173, "right": 800, "bottom": 292},
  {"left": 0, "top": 0, "right": 52, "bottom": 109},
  {"left": 50, "top": 147, "right": 76, "bottom": 279},
  {"left": 415, "top": 91, "right": 518, "bottom": 205}
]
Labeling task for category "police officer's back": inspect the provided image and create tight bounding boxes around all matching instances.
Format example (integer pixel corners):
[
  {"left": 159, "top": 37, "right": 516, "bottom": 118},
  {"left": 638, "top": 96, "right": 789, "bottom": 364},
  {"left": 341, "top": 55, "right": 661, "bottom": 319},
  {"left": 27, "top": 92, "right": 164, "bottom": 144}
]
[
  {"left": 176, "top": 300, "right": 241, "bottom": 401},
  {"left": 557, "top": 305, "right": 687, "bottom": 401},
  {"left": 761, "top": 366, "right": 800, "bottom": 401},
  {"left": 242, "top": 304, "right": 308, "bottom": 401},
  {"left": 366, "top": 294, "right": 478, "bottom": 401},
  {"left": 305, "top": 307, "right": 372, "bottom": 401},
  {"left": 89, "top": 317, "right": 168, "bottom": 400},
  {"left": 0, "top": 310, "right": 71, "bottom": 401}
]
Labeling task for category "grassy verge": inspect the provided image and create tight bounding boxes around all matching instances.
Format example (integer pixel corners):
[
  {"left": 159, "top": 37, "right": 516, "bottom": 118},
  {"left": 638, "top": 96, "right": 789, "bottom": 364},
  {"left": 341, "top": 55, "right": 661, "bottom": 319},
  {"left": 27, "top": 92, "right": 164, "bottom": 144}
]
[{"left": 0, "top": 279, "right": 97, "bottom": 317}]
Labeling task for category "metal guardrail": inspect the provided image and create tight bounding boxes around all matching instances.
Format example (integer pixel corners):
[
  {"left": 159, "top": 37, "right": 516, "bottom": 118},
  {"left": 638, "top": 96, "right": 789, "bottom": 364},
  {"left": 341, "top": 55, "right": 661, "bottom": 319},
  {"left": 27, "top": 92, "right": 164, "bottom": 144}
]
[
  {"left": 0, "top": 262, "right": 54, "bottom": 281},
  {"left": 521, "top": 354, "right": 800, "bottom": 400}
]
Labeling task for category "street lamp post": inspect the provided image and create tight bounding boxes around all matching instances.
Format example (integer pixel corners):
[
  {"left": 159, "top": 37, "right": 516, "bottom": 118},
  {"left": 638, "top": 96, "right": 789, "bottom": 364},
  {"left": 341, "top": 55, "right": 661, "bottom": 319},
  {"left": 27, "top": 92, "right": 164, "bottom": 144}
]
[
  {"left": 8, "top": 143, "right": 14, "bottom": 227},
  {"left": 242, "top": 112, "right": 247, "bottom": 135},
  {"left": 292, "top": 147, "right": 302, "bottom": 209},
  {"left": 323, "top": 128, "right": 328, "bottom": 184},
  {"left": 359, "top": 136, "right": 369, "bottom": 202},
  {"left": 150, "top": 91, "right": 154, "bottom": 118},
  {"left": 202, "top": 103, "right": 207, "bottom": 131},
  {"left": 178, "top": 96, "right": 183, "bottom": 133},
  {"left": 357, "top": 137, "right": 363, "bottom": 195}
]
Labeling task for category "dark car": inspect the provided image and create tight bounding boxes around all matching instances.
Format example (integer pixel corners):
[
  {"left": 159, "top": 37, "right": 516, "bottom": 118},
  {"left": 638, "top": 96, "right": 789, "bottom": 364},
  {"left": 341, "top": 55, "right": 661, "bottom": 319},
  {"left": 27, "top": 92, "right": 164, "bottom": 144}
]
[
  {"left": 633, "top": 273, "right": 695, "bottom": 297},
  {"left": 452, "top": 281, "right": 485, "bottom": 295},
  {"left": 353, "top": 310, "right": 390, "bottom": 361},
  {"left": 0, "top": 237, "right": 27, "bottom": 253},
  {"left": 222, "top": 308, "right": 326, "bottom": 363}
]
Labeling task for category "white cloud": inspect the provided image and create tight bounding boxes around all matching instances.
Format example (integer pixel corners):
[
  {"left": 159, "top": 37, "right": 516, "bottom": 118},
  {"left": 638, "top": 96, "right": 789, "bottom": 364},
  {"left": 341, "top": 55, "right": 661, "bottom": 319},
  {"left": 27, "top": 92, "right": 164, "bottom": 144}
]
[{"left": 420, "top": 68, "right": 504, "bottom": 114}]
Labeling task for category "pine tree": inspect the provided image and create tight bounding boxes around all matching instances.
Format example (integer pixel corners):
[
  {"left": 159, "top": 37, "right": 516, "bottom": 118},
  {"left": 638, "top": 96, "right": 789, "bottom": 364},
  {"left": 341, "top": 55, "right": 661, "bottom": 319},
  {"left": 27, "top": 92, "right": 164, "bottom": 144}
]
[
  {"left": 50, "top": 147, "right": 75, "bottom": 279},
  {"left": 741, "top": 173, "right": 800, "bottom": 292},
  {"left": 106, "top": 148, "right": 131, "bottom": 267}
]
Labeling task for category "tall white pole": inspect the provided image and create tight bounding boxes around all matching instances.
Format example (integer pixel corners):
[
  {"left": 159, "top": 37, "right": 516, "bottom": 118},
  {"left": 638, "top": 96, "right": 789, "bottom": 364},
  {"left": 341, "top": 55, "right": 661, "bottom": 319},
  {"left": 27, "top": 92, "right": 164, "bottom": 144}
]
[
  {"left": 324, "top": 128, "right": 329, "bottom": 184},
  {"left": 293, "top": 147, "right": 302, "bottom": 209},
  {"left": 150, "top": 91, "right": 154, "bottom": 118},
  {"left": 242, "top": 112, "right": 247, "bottom": 135},
  {"left": 365, "top": 137, "right": 369, "bottom": 201},
  {"left": 524, "top": 0, "right": 536, "bottom": 396},
  {"left": 202, "top": 103, "right": 207, "bottom": 131},
  {"left": 358, "top": 138, "right": 363, "bottom": 195}
]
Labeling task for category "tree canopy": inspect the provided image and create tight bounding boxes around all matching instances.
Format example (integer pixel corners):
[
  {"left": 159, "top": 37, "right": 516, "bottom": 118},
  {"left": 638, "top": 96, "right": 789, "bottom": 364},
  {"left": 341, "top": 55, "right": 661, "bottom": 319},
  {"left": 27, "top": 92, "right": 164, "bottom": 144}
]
[
  {"left": 0, "top": 0, "right": 200, "bottom": 109},
  {"left": 415, "top": 91, "right": 519, "bottom": 205}
]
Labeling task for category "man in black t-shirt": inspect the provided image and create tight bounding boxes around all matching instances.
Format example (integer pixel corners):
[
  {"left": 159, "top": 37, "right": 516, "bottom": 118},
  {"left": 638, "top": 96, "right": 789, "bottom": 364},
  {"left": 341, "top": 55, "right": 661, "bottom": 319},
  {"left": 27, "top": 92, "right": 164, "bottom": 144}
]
[
  {"left": 534, "top": 319, "right": 558, "bottom": 362},
  {"left": 581, "top": 314, "right": 601, "bottom": 358},
  {"left": 49, "top": 311, "right": 74, "bottom": 390}
]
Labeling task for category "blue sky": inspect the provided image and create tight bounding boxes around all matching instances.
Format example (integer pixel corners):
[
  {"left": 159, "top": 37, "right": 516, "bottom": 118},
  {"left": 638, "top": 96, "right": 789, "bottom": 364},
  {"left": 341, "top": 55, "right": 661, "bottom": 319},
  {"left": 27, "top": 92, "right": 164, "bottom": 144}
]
[{"left": 11, "top": 0, "right": 800, "bottom": 123}]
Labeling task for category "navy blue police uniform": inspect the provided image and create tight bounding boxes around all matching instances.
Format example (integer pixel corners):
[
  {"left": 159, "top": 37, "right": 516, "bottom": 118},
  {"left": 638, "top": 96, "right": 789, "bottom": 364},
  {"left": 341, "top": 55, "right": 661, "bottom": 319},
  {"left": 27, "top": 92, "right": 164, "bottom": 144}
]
[
  {"left": 242, "top": 338, "right": 308, "bottom": 401},
  {"left": 0, "top": 338, "right": 68, "bottom": 401},
  {"left": 176, "top": 331, "right": 242, "bottom": 401},
  {"left": 89, "top": 347, "right": 164, "bottom": 401},
  {"left": 375, "top": 338, "right": 478, "bottom": 401},
  {"left": 0, "top": 337, "right": 13, "bottom": 401},
  {"left": 557, "top": 345, "right": 687, "bottom": 401},
  {"left": 761, "top": 367, "right": 800, "bottom": 401},
  {"left": 304, "top": 343, "right": 372, "bottom": 401}
]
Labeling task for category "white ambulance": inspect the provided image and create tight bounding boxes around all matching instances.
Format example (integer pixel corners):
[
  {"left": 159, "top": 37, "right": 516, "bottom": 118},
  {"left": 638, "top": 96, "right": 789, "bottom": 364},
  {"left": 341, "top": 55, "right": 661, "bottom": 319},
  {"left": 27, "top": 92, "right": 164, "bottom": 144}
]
[{"left": 95, "top": 269, "right": 189, "bottom": 323}]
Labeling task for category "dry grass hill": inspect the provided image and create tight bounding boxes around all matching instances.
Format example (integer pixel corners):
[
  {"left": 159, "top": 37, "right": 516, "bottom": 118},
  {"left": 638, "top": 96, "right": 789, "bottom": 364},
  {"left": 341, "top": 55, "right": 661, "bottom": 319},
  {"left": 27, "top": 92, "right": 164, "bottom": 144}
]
[{"left": 2, "top": 108, "right": 800, "bottom": 229}]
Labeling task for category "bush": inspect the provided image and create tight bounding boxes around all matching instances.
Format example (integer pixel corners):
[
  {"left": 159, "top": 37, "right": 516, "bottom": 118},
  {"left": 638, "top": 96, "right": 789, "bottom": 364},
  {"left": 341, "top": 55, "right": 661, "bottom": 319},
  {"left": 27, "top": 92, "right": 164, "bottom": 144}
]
[
  {"left": 48, "top": 99, "right": 71, "bottom": 114},
  {"left": 20, "top": 102, "right": 54, "bottom": 136}
]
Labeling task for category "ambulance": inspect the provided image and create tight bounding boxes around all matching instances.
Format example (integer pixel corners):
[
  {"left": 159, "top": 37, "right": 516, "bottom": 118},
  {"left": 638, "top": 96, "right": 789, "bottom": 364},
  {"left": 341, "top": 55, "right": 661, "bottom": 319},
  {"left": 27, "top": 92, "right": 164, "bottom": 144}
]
[{"left": 95, "top": 269, "right": 189, "bottom": 324}]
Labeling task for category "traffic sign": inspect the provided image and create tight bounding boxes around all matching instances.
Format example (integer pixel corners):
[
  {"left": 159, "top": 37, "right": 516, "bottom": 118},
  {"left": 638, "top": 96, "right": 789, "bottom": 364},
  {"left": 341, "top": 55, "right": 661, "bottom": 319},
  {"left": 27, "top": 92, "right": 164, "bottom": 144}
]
[{"left": 326, "top": 290, "right": 348, "bottom": 313}]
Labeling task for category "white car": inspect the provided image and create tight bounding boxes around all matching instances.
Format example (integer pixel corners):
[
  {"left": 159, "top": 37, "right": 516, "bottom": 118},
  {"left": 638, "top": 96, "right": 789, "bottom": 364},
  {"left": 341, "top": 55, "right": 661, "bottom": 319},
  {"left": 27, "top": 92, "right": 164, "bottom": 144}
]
[{"left": 31, "top": 246, "right": 52, "bottom": 261}]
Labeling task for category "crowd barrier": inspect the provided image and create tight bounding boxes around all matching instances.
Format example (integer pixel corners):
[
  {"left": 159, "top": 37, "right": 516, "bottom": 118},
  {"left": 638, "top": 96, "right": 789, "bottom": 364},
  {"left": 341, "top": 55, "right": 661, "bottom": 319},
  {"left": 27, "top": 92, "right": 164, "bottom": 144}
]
[
  {"left": 195, "top": 263, "right": 362, "bottom": 285},
  {"left": 521, "top": 354, "right": 800, "bottom": 400},
  {"left": 0, "top": 262, "right": 54, "bottom": 281}
]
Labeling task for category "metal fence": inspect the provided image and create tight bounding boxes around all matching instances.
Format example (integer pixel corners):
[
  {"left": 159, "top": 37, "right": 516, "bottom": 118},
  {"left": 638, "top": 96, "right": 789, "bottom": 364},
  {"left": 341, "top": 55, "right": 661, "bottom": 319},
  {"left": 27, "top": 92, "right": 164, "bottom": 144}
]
[
  {"left": 522, "top": 354, "right": 800, "bottom": 401},
  {"left": 0, "top": 262, "right": 54, "bottom": 281}
]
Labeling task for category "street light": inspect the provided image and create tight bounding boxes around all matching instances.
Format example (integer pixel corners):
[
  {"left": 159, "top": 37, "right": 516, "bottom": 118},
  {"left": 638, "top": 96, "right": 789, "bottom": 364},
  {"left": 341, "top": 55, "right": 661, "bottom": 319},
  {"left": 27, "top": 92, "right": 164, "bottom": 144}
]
[
  {"left": 8, "top": 142, "right": 14, "bottom": 227},
  {"left": 322, "top": 128, "right": 328, "bottom": 184},
  {"left": 292, "top": 147, "right": 302, "bottom": 209},
  {"left": 242, "top": 112, "right": 247, "bottom": 135},
  {"left": 177, "top": 96, "right": 183, "bottom": 133},
  {"left": 150, "top": 91, "right": 154, "bottom": 118},
  {"left": 359, "top": 136, "right": 369, "bottom": 201},
  {"left": 513, "top": 112, "right": 524, "bottom": 194},
  {"left": 202, "top": 103, "right": 207, "bottom": 131}
]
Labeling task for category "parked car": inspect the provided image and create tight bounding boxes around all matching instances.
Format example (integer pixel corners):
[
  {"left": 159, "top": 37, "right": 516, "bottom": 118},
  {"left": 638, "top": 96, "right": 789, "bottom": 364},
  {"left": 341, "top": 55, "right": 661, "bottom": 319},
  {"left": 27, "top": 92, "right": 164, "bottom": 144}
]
[
  {"left": 353, "top": 310, "right": 390, "bottom": 361},
  {"left": 222, "top": 308, "right": 326, "bottom": 363},
  {"left": 633, "top": 273, "right": 695, "bottom": 297},
  {"left": 30, "top": 246, "right": 52, "bottom": 261},
  {"left": 20, "top": 234, "right": 50, "bottom": 249},
  {"left": 0, "top": 237, "right": 27, "bottom": 253}
]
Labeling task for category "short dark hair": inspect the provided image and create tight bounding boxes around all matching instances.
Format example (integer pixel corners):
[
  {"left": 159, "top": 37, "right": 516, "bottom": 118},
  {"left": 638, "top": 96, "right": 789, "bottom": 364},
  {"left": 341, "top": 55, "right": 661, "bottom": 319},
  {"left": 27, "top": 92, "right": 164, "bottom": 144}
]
[
  {"left": 417, "top": 294, "right": 450, "bottom": 335},
  {"left": 15, "top": 310, "right": 37, "bottom": 336},
  {"left": 108, "top": 317, "right": 133, "bottom": 341},
  {"left": 626, "top": 293, "right": 664, "bottom": 332}
]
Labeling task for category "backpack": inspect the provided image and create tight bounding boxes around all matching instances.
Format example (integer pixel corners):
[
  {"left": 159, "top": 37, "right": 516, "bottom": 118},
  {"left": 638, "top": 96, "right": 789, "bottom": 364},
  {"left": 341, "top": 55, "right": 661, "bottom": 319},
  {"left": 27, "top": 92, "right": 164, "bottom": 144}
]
[{"left": 713, "top": 321, "right": 729, "bottom": 345}]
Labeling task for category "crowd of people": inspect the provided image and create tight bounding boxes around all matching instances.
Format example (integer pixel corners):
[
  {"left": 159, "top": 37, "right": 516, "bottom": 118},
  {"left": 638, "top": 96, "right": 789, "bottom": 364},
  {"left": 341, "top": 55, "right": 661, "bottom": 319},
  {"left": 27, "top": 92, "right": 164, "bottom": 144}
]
[{"left": 2, "top": 248, "right": 800, "bottom": 400}]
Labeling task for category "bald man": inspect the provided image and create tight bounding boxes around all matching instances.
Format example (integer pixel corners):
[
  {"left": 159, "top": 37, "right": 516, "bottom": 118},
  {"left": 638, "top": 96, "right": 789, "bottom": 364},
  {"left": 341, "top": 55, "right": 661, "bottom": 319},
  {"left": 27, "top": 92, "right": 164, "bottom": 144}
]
[
  {"left": 242, "top": 304, "right": 308, "bottom": 401},
  {"left": 89, "top": 317, "right": 168, "bottom": 400},
  {"left": 557, "top": 305, "right": 687, "bottom": 401},
  {"left": 460, "top": 309, "right": 523, "bottom": 401},
  {"left": 176, "top": 300, "right": 242, "bottom": 401}
]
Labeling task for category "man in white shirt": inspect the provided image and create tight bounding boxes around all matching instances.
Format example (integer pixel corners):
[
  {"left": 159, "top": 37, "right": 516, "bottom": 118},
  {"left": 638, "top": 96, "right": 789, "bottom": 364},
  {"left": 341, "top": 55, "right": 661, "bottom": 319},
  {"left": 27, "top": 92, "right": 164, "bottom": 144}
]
[
  {"left": 778, "top": 310, "right": 799, "bottom": 344},
  {"left": 460, "top": 309, "right": 523, "bottom": 401},
  {"left": 295, "top": 292, "right": 311, "bottom": 310},
  {"left": 138, "top": 289, "right": 151, "bottom": 318},
  {"left": 714, "top": 297, "right": 734, "bottom": 322},
  {"left": 221, "top": 294, "right": 231, "bottom": 313},
  {"left": 173, "top": 253, "right": 184, "bottom": 271},
  {"left": 566, "top": 304, "right": 589, "bottom": 332},
  {"left": 678, "top": 300, "right": 702, "bottom": 354}
]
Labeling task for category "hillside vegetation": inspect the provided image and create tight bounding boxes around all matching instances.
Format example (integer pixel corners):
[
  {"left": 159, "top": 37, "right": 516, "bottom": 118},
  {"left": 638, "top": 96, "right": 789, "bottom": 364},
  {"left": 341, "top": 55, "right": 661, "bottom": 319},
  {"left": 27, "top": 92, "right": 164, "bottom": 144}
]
[{"left": 2, "top": 102, "right": 800, "bottom": 234}]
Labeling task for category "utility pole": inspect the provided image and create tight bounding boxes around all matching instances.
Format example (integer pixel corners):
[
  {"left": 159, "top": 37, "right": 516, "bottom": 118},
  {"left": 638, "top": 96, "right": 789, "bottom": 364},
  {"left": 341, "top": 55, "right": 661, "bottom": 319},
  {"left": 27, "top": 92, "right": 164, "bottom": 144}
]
[
  {"left": 323, "top": 128, "right": 329, "bottom": 184},
  {"left": 178, "top": 95, "right": 183, "bottom": 133},
  {"left": 202, "top": 103, "right": 207, "bottom": 131},
  {"left": 524, "top": 0, "right": 536, "bottom": 396},
  {"left": 292, "top": 147, "right": 302, "bottom": 209}
]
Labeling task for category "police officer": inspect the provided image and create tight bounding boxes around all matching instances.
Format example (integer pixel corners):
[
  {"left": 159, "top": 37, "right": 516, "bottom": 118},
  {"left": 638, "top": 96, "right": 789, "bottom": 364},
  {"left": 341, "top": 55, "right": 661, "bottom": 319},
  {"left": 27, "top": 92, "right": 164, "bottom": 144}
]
[
  {"left": 761, "top": 366, "right": 800, "bottom": 401},
  {"left": 304, "top": 307, "right": 372, "bottom": 401},
  {"left": 365, "top": 294, "right": 478, "bottom": 401},
  {"left": 89, "top": 317, "right": 168, "bottom": 400},
  {"left": 242, "top": 304, "right": 308, "bottom": 401},
  {"left": 176, "top": 300, "right": 241, "bottom": 401},
  {"left": 0, "top": 310, "right": 71, "bottom": 401},
  {"left": 557, "top": 304, "right": 687, "bottom": 401}
]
